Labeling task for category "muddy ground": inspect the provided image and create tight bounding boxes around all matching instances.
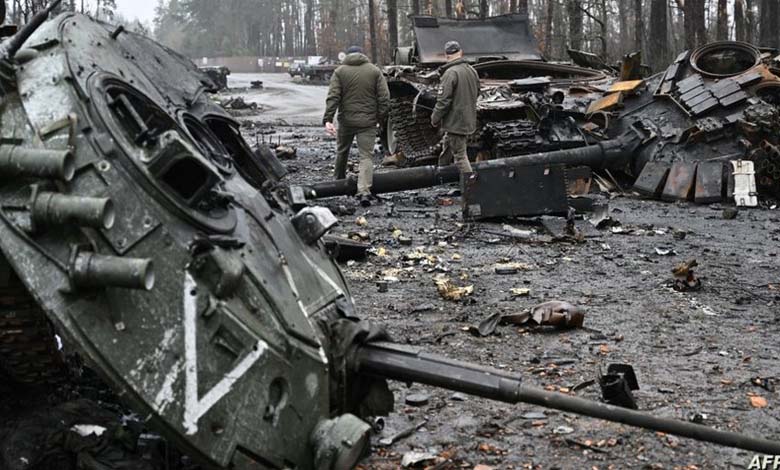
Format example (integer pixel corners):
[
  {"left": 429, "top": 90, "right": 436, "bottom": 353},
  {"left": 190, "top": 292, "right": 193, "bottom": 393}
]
[
  {"left": 233, "top": 74, "right": 780, "bottom": 469},
  {"left": 2, "top": 73, "right": 779, "bottom": 470}
]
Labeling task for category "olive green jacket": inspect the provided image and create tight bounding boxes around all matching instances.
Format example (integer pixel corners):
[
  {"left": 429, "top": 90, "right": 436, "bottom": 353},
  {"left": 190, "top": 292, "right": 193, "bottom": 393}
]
[
  {"left": 430, "top": 58, "right": 480, "bottom": 135},
  {"left": 323, "top": 53, "right": 390, "bottom": 129}
]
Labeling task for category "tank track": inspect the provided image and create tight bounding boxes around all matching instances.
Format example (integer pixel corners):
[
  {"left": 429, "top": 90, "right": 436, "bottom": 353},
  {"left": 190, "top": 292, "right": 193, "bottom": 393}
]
[
  {"left": 482, "top": 120, "right": 545, "bottom": 157},
  {"left": 389, "top": 95, "right": 440, "bottom": 163},
  {"left": 0, "top": 273, "right": 67, "bottom": 387}
]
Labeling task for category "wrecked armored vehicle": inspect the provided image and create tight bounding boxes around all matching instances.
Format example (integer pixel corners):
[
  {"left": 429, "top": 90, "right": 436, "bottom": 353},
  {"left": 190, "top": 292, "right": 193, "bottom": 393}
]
[
  {"left": 3, "top": 4, "right": 780, "bottom": 469},
  {"left": 600, "top": 41, "right": 780, "bottom": 204},
  {"left": 383, "top": 14, "right": 614, "bottom": 166},
  {"left": 310, "top": 40, "right": 780, "bottom": 219},
  {"left": 199, "top": 65, "right": 231, "bottom": 91}
]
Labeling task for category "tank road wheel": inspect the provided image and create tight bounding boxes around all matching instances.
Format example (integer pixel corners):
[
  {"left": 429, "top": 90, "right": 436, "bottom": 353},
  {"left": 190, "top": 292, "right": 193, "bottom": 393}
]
[
  {"left": 381, "top": 117, "right": 399, "bottom": 156},
  {"left": 0, "top": 271, "right": 67, "bottom": 387}
]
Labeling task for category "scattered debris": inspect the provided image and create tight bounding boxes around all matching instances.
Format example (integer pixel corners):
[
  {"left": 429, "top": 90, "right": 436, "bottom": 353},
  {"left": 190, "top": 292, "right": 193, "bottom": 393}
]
[
  {"left": 323, "top": 235, "right": 370, "bottom": 262},
  {"left": 405, "top": 393, "right": 431, "bottom": 407},
  {"left": 472, "top": 301, "right": 585, "bottom": 336},
  {"left": 435, "top": 278, "right": 474, "bottom": 301},
  {"left": 401, "top": 451, "right": 437, "bottom": 468},
  {"left": 378, "top": 420, "right": 428, "bottom": 447},
  {"left": 223, "top": 96, "right": 258, "bottom": 110},
  {"left": 600, "top": 364, "right": 640, "bottom": 409},
  {"left": 553, "top": 425, "right": 575, "bottom": 435},
  {"left": 655, "top": 247, "right": 677, "bottom": 256},
  {"left": 510, "top": 287, "right": 531, "bottom": 297},
  {"left": 723, "top": 207, "right": 739, "bottom": 220},
  {"left": 529, "top": 301, "right": 586, "bottom": 328},
  {"left": 275, "top": 145, "right": 297, "bottom": 160},
  {"left": 672, "top": 259, "right": 702, "bottom": 292},
  {"left": 749, "top": 394, "right": 768, "bottom": 409}
]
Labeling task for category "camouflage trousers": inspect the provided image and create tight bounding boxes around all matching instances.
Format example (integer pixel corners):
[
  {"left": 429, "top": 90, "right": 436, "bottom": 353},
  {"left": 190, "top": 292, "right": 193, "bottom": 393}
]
[
  {"left": 438, "top": 132, "right": 473, "bottom": 174},
  {"left": 335, "top": 126, "right": 375, "bottom": 196}
]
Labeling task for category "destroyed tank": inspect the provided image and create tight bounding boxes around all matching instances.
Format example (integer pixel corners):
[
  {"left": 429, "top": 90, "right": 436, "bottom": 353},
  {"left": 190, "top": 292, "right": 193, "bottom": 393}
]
[
  {"left": 310, "top": 41, "right": 780, "bottom": 217},
  {"left": 383, "top": 13, "right": 615, "bottom": 166},
  {"left": 3, "top": 4, "right": 780, "bottom": 470}
]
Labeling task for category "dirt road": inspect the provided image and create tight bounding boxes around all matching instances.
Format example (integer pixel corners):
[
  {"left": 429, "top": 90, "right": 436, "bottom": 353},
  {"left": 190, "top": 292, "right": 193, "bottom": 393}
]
[{"left": 226, "top": 73, "right": 328, "bottom": 126}]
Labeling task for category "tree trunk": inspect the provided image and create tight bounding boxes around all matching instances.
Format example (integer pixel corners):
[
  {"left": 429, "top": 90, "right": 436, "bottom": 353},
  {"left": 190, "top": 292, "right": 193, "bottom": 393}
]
[
  {"left": 649, "top": 0, "right": 668, "bottom": 71},
  {"left": 479, "top": 0, "right": 488, "bottom": 18},
  {"left": 684, "top": 0, "right": 706, "bottom": 49},
  {"left": 735, "top": 0, "right": 746, "bottom": 42},
  {"left": 517, "top": 0, "right": 527, "bottom": 14},
  {"left": 717, "top": 0, "right": 728, "bottom": 41},
  {"left": 445, "top": 0, "right": 452, "bottom": 17},
  {"left": 618, "top": 0, "right": 630, "bottom": 55},
  {"left": 368, "top": 0, "right": 377, "bottom": 62},
  {"left": 304, "top": 0, "right": 316, "bottom": 55},
  {"left": 634, "top": 0, "right": 644, "bottom": 53},
  {"left": 387, "top": 0, "right": 398, "bottom": 60},
  {"left": 544, "top": 0, "right": 554, "bottom": 56},
  {"left": 567, "top": 0, "right": 582, "bottom": 51},
  {"left": 412, "top": 0, "right": 420, "bottom": 15},
  {"left": 760, "top": 0, "right": 780, "bottom": 48}
]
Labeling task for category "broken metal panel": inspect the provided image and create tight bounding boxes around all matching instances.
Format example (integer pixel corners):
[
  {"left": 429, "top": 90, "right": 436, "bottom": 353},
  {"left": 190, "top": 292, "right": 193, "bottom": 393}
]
[
  {"left": 586, "top": 92, "right": 624, "bottom": 114},
  {"left": 461, "top": 164, "right": 570, "bottom": 220},
  {"left": 694, "top": 161, "right": 726, "bottom": 204},
  {"left": 732, "top": 160, "right": 759, "bottom": 207},
  {"left": 661, "top": 162, "right": 698, "bottom": 201},
  {"left": 633, "top": 162, "right": 671, "bottom": 198},
  {"left": 608, "top": 80, "right": 645, "bottom": 94},
  {"left": 411, "top": 14, "right": 542, "bottom": 65}
]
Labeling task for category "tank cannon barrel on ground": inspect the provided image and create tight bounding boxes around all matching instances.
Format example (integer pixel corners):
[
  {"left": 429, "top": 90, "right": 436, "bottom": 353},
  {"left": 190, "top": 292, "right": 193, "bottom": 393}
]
[
  {"left": 355, "top": 342, "right": 780, "bottom": 455},
  {"left": 304, "top": 134, "right": 640, "bottom": 199}
]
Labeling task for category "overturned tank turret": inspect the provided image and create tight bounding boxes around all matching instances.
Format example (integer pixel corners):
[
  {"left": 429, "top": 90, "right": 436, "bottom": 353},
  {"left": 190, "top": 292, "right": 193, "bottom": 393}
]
[{"left": 3, "top": 5, "right": 780, "bottom": 470}]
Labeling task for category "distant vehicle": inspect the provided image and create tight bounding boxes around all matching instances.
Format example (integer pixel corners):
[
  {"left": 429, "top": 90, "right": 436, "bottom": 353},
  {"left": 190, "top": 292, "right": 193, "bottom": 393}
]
[
  {"left": 198, "top": 65, "right": 231, "bottom": 90},
  {"left": 290, "top": 58, "right": 340, "bottom": 82}
]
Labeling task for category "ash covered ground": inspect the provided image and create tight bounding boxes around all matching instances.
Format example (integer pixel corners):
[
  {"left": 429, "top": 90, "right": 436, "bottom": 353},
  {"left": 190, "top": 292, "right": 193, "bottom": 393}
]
[
  {"left": 1, "top": 73, "right": 779, "bottom": 470},
  {"left": 232, "top": 74, "right": 780, "bottom": 469}
]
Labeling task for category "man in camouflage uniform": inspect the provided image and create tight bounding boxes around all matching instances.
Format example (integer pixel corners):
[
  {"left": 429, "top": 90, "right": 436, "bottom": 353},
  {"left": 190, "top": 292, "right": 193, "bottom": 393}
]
[
  {"left": 323, "top": 46, "right": 390, "bottom": 207},
  {"left": 430, "top": 41, "right": 480, "bottom": 175}
]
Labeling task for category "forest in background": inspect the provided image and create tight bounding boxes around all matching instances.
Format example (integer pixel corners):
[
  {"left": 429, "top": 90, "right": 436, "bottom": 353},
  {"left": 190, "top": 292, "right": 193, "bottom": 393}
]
[
  {"left": 5, "top": 0, "right": 780, "bottom": 72},
  {"left": 153, "top": 0, "right": 780, "bottom": 71},
  {"left": 5, "top": 0, "right": 152, "bottom": 33}
]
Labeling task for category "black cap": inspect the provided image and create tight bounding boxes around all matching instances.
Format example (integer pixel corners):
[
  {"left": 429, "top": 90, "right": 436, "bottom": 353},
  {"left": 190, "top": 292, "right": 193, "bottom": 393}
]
[
  {"left": 346, "top": 45, "right": 363, "bottom": 54},
  {"left": 445, "top": 41, "right": 462, "bottom": 55}
]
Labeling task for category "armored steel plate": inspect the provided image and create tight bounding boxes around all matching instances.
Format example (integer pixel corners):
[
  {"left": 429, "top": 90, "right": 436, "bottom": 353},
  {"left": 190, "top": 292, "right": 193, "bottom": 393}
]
[
  {"left": 694, "top": 160, "right": 726, "bottom": 204},
  {"left": 412, "top": 14, "right": 542, "bottom": 64},
  {"left": 461, "top": 164, "right": 569, "bottom": 220},
  {"left": 662, "top": 162, "right": 698, "bottom": 201},
  {"left": 633, "top": 161, "right": 671, "bottom": 198}
]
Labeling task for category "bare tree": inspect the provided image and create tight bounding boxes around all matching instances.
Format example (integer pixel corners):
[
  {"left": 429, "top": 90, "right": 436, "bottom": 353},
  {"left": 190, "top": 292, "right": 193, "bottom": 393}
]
[
  {"left": 735, "top": 0, "right": 747, "bottom": 42},
  {"left": 760, "top": 0, "right": 779, "bottom": 48},
  {"left": 716, "top": 0, "right": 728, "bottom": 41},
  {"left": 649, "top": 0, "right": 668, "bottom": 70},
  {"left": 568, "top": 0, "right": 583, "bottom": 51},
  {"left": 368, "top": 0, "right": 377, "bottom": 61},
  {"left": 634, "top": 0, "right": 644, "bottom": 52},
  {"left": 387, "top": 0, "right": 398, "bottom": 60}
]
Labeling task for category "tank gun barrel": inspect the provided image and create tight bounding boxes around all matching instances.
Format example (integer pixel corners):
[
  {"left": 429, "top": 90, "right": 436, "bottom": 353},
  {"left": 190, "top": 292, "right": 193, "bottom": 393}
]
[
  {"left": 0, "top": 0, "right": 61, "bottom": 60},
  {"left": 305, "top": 134, "right": 639, "bottom": 199},
  {"left": 354, "top": 342, "right": 780, "bottom": 455}
]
